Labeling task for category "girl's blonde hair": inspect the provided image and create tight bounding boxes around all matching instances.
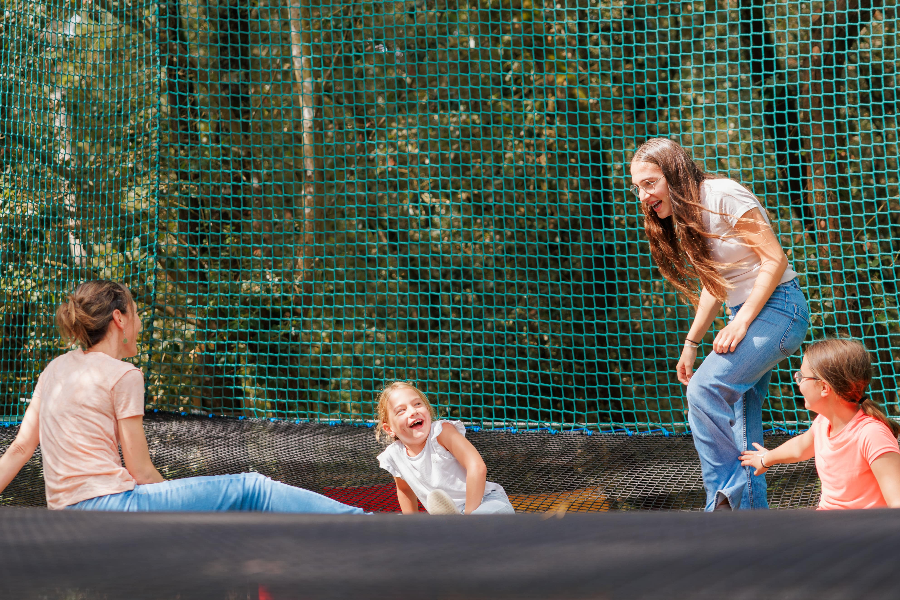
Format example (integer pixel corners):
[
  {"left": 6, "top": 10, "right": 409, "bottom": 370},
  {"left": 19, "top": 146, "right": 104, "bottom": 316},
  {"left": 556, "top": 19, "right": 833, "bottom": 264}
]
[
  {"left": 56, "top": 280, "right": 134, "bottom": 349},
  {"left": 805, "top": 338, "right": 900, "bottom": 437},
  {"left": 374, "top": 381, "right": 437, "bottom": 442}
]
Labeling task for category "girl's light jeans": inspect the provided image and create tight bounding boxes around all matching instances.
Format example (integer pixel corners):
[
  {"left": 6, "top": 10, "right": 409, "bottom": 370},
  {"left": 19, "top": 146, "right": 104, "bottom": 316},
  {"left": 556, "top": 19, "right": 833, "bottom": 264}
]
[
  {"left": 66, "top": 472, "right": 366, "bottom": 514},
  {"left": 470, "top": 489, "right": 516, "bottom": 515},
  {"left": 686, "top": 278, "right": 809, "bottom": 511}
]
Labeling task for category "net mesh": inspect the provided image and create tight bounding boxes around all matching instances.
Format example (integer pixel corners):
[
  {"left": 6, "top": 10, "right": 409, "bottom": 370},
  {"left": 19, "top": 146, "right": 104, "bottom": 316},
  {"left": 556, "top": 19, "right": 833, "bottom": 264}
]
[{"left": 0, "top": 1, "right": 898, "bottom": 430}]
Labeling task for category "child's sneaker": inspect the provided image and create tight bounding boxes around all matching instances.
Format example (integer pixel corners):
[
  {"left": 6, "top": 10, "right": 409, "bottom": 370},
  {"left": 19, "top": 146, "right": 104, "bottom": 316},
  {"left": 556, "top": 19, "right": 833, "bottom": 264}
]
[{"left": 426, "top": 490, "right": 460, "bottom": 515}]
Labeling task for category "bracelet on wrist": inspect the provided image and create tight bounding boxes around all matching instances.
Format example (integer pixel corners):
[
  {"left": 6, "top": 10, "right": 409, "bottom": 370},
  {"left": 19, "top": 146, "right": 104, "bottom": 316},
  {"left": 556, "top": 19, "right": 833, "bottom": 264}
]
[
  {"left": 685, "top": 337, "right": 701, "bottom": 346},
  {"left": 759, "top": 452, "right": 770, "bottom": 469}
]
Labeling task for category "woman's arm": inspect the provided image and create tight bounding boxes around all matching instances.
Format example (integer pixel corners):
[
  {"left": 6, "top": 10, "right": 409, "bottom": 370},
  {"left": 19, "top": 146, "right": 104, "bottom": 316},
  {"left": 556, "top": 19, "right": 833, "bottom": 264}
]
[
  {"left": 870, "top": 453, "right": 900, "bottom": 508},
  {"left": 117, "top": 415, "right": 164, "bottom": 484},
  {"left": 676, "top": 287, "right": 721, "bottom": 385},
  {"left": 436, "top": 424, "right": 487, "bottom": 515},
  {"left": 394, "top": 477, "right": 419, "bottom": 514},
  {"left": 0, "top": 397, "right": 41, "bottom": 494},
  {"left": 739, "top": 429, "right": 815, "bottom": 475},
  {"left": 713, "top": 208, "right": 789, "bottom": 354}
]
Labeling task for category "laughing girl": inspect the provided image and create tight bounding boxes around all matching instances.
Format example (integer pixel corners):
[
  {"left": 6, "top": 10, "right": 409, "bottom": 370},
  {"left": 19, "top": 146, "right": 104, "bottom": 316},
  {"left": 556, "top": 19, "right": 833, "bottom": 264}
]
[
  {"left": 629, "top": 138, "right": 809, "bottom": 511},
  {"left": 375, "top": 382, "right": 514, "bottom": 515}
]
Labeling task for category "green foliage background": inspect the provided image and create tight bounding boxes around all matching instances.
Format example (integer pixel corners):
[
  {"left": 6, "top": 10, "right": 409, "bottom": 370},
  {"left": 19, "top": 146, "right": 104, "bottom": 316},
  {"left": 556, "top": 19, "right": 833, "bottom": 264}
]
[{"left": 0, "top": 0, "right": 897, "bottom": 430}]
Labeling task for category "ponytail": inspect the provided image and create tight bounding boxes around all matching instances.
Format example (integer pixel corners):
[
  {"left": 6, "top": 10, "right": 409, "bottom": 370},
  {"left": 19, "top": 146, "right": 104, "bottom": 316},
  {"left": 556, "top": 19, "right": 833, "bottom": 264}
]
[
  {"left": 860, "top": 398, "right": 900, "bottom": 438},
  {"left": 56, "top": 280, "right": 134, "bottom": 349},
  {"left": 805, "top": 338, "right": 900, "bottom": 438}
]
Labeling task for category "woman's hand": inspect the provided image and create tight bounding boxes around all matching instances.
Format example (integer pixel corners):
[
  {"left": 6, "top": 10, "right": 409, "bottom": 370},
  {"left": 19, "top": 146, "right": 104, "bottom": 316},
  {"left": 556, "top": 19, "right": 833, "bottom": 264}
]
[
  {"left": 676, "top": 345, "right": 698, "bottom": 385},
  {"left": 0, "top": 396, "right": 41, "bottom": 494},
  {"left": 739, "top": 442, "right": 770, "bottom": 476},
  {"left": 118, "top": 415, "right": 165, "bottom": 484},
  {"left": 712, "top": 319, "right": 749, "bottom": 354}
]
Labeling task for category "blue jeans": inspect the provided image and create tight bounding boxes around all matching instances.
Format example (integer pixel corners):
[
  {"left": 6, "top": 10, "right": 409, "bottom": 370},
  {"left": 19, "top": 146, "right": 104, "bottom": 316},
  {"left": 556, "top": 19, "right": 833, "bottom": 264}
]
[
  {"left": 686, "top": 279, "right": 809, "bottom": 511},
  {"left": 66, "top": 472, "right": 366, "bottom": 514},
  {"left": 470, "top": 489, "right": 515, "bottom": 515}
]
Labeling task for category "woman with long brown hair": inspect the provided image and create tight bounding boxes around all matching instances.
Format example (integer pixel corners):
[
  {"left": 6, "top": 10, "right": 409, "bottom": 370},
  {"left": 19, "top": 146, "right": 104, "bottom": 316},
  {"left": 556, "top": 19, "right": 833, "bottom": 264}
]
[
  {"left": 630, "top": 138, "right": 809, "bottom": 511},
  {"left": 740, "top": 338, "right": 900, "bottom": 509},
  {"left": 0, "top": 280, "right": 366, "bottom": 513}
]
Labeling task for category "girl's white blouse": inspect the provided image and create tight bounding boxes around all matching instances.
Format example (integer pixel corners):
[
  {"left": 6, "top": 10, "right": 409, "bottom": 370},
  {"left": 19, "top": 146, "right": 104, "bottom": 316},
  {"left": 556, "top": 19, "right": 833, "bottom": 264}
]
[{"left": 377, "top": 420, "right": 503, "bottom": 512}]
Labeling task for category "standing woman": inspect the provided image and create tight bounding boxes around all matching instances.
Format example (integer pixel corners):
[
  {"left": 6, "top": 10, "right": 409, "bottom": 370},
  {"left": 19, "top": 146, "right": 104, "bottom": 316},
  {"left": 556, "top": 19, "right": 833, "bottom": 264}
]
[
  {"left": 0, "top": 280, "right": 365, "bottom": 513},
  {"left": 629, "top": 138, "right": 809, "bottom": 511}
]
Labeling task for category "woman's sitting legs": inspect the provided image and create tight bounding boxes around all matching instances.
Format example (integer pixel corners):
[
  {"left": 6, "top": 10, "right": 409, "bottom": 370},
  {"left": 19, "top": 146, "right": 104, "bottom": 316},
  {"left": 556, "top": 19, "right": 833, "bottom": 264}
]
[{"left": 67, "top": 472, "right": 365, "bottom": 514}]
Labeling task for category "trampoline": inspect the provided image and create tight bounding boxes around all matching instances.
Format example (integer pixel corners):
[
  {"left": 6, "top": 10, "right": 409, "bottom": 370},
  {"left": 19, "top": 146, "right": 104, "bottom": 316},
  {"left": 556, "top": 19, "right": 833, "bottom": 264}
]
[
  {"left": 2, "top": 412, "right": 883, "bottom": 600},
  {"left": 0, "top": 412, "right": 820, "bottom": 512},
  {"left": 1, "top": 0, "right": 898, "bottom": 596}
]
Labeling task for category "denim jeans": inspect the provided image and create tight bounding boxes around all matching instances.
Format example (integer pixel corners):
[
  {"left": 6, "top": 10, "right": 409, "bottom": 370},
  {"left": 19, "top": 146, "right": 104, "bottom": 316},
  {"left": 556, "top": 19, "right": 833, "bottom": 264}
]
[
  {"left": 66, "top": 472, "right": 366, "bottom": 514},
  {"left": 470, "top": 489, "right": 515, "bottom": 515},
  {"left": 686, "top": 279, "right": 809, "bottom": 511}
]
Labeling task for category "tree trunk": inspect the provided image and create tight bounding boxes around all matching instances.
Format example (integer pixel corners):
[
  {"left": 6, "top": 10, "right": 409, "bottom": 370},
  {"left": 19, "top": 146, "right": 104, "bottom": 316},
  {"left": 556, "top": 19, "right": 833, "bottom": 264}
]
[
  {"left": 288, "top": 0, "right": 319, "bottom": 283},
  {"left": 797, "top": 0, "right": 875, "bottom": 332}
]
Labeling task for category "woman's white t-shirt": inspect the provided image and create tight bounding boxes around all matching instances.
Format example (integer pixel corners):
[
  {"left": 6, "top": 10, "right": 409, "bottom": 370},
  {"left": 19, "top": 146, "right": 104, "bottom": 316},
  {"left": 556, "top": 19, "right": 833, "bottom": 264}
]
[
  {"left": 700, "top": 178, "right": 797, "bottom": 307},
  {"left": 377, "top": 420, "right": 504, "bottom": 512}
]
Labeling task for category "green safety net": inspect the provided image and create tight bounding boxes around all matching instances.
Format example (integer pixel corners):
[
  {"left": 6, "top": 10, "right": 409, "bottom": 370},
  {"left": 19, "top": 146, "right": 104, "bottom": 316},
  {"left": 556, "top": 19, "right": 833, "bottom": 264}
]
[{"left": 0, "top": 0, "right": 897, "bottom": 431}]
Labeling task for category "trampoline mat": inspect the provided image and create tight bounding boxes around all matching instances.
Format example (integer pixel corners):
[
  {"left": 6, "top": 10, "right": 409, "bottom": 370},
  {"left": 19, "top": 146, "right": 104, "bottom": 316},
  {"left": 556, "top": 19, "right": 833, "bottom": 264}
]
[{"left": 0, "top": 412, "right": 820, "bottom": 511}]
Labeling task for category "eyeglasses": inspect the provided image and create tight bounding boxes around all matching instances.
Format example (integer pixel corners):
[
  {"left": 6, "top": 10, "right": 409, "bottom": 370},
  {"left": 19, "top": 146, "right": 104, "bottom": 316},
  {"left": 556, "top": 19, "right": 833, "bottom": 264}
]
[
  {"left": 793, "top": 371, "right": 821, "bottom": 385},
  {"left": 628, "top": 176, "right": 665, "bottom": 198}
]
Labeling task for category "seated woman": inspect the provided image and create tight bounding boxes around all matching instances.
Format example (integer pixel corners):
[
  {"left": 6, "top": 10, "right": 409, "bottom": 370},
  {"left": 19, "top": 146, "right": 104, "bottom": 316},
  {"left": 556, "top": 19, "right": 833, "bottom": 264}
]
[
  {"left": 740, "top": 338, "right": 900, "bottom": 509},
  {"left": 0, "top": 280, "right": 365, "bottom": 513}
]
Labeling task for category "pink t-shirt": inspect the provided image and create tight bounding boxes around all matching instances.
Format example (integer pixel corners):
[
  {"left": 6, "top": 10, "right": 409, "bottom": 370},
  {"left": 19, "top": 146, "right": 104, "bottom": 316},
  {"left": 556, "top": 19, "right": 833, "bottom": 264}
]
[
  {"left": 35, "top": 349, "right": 145, "bottom": 509},
  {"left": 813, "top": 411, "right": 900, "bottom": 510}
]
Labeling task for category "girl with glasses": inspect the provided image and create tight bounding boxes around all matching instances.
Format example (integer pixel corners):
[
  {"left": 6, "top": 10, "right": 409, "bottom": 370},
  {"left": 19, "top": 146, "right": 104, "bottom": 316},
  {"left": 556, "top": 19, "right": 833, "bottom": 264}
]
[
  {"left": 629, "top": 138, "right": 809, "bottom": 511},
  {"left": 740, "top": 338, "right": 900, "bottom": 509}
]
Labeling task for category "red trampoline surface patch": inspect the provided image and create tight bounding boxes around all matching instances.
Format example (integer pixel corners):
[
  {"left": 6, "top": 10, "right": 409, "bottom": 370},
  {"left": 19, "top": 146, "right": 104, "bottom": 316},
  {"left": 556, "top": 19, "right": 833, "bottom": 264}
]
[{"left": 322, "top": 483, "right": 425, "bottom": 513}]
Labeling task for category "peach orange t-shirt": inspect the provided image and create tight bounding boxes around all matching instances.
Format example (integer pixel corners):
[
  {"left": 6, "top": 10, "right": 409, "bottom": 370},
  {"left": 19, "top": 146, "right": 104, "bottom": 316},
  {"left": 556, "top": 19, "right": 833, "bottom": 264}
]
[
  {"left": 35, "top": 349, "right": 145, "bottom": 509},
  {"left": 813, "top": 411, "right": 900, "bottom": 510}
]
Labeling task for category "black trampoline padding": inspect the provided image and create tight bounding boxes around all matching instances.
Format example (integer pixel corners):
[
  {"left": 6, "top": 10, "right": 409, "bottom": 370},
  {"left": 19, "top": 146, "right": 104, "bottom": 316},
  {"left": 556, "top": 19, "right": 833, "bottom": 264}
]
[
  {"left": 0, "top": 412, "right": 821, "bottom": 511},
  {"left": 0, "top": 507, "right": 898, "bottom": 599}
]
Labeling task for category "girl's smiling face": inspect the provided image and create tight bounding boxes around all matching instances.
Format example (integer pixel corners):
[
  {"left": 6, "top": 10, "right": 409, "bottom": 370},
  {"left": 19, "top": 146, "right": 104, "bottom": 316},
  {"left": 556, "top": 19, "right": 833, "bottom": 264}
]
[
  {"left": 382, "top": 387, "right": 433, "bottom": 455},
  {"left": 795, "top": 357, "right": 827, "bottom": 413},
  {"left": 630, "top": 161, "right": 672, "bottom": 219}
]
